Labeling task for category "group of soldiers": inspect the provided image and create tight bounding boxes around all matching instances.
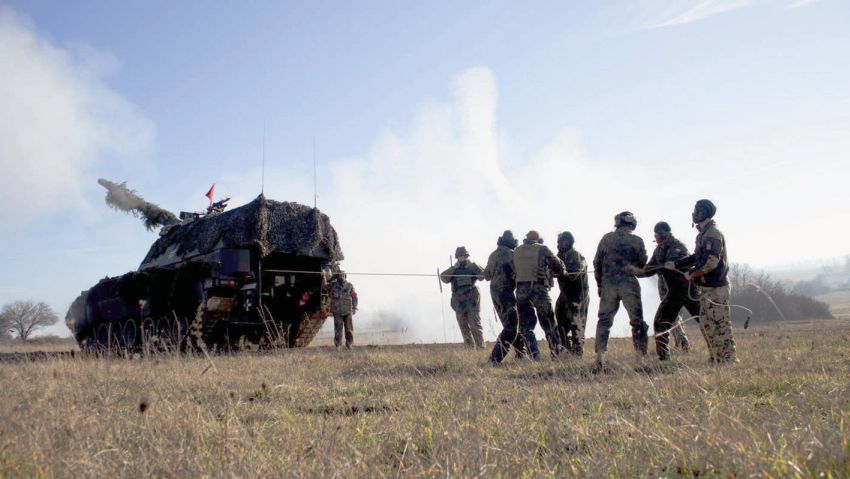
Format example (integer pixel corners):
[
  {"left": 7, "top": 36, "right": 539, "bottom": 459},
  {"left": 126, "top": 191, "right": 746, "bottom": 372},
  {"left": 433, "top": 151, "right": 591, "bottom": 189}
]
[{"left": 440, "top": 199, "right": 738, "bottom": 370}]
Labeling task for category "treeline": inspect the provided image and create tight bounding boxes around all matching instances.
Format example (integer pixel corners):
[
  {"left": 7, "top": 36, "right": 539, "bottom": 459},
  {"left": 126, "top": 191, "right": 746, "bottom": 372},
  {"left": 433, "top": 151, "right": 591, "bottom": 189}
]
[
  {"left": 728, "top": 264, "right": 833, "bottom": 323},
  {"left": 790, "top": 256, "right": 850, "bottom": 297}
]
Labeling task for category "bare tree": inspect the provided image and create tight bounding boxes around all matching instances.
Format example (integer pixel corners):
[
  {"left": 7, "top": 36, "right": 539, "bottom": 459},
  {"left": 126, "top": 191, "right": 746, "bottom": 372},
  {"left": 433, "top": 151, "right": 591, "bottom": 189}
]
[{"left": 0, "top": 300, "right": 59, "bottom": 341}]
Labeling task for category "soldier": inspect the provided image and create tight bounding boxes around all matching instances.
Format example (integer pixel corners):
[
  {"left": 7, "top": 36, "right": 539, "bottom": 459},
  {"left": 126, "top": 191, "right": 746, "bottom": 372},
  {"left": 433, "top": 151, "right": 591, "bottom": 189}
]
[
  {"left": 630, "top": 222, "right": 699, "bottom": 361},
  {"left": 554, "top": 231, "right": 590, "bottom": 357},
  {"left": 483, "top": 230, "right": 525, "bottom": 363},
  {"left": 513, "top": 230, "right": 566, "bottom": 359},
  {"left": 666, "top": 199, "right": 737, "bottom": 364},
  {"left": 441, "top": 247, "right": 485, "bottom": 348},
  {"left": 593, "top": 211, "right": 650, "bottom": 369},
  {"left": 328, "top": 271, "right": 358, "bottom": 350}
]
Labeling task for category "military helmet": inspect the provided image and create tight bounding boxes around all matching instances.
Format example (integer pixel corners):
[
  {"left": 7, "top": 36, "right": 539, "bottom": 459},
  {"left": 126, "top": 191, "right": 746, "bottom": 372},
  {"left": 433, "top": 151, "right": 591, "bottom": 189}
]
[
  {"left": 692, "top": 199, "right": 717, "bottom": 223},
  {"left": 455, "top": 246, "right": 470, "bottom": 258},
  {"left": 525, "top": 230, "right": 541, "bottom": 242},
  {"left": 614, "top": 211, "right": 637, "bottom": 229},
  {"left": 653, "top": 221, "right": 671, "bottom": 235},
  {"left": 557, "top": 231, "right": 575, "bottom": 251},
  {"left": 497, "top": 230, "right": 518, "bottom": 249}
]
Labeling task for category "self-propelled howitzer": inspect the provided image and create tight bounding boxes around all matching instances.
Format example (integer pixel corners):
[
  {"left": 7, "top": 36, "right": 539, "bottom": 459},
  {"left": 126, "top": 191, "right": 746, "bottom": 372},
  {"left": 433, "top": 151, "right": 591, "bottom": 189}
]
[{"left": 66, "top": 193, "right": 344, "bottom": 351}]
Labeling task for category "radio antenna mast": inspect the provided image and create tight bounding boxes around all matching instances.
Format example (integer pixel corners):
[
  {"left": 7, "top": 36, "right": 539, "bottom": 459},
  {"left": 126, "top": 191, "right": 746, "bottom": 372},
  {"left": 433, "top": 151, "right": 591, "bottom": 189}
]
[
  {"left": 313, "top": 131, "right": 318, "bottom": 209},
  {"left": 261, "top": 123, "right": 266, "bottom": 195}
]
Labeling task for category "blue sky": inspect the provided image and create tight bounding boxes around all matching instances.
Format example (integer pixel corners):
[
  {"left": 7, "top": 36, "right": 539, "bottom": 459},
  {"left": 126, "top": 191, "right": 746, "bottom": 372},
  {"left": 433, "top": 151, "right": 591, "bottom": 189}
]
[{"left": 1, "top": 0, "right": 848, "bottom": 339}]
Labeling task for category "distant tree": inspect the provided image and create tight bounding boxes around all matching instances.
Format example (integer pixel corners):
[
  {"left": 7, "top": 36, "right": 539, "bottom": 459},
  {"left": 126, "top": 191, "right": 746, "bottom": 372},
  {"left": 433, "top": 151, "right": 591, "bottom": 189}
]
[{"left": 0, "top": 301, "right": 59, "bottom": 341}]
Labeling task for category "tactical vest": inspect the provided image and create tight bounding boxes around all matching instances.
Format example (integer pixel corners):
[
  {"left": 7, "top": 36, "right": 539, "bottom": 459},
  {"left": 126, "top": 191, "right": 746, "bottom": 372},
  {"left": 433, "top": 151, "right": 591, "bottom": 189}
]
[
  {"left": 514, "top": 244, "right": 542, "bottom": 282},
  {"left": 452, "top": 264, "right": 475, "bottom": 290}
]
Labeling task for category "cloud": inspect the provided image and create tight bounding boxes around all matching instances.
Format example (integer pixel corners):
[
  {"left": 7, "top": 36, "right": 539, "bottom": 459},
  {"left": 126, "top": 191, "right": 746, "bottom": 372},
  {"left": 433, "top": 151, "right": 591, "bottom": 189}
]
[
  {"left": 647, "top": 0, "right": 762, "bottom": 29},
  {"left": 0, "top": 7, "right": 154, "bottom": 230}
]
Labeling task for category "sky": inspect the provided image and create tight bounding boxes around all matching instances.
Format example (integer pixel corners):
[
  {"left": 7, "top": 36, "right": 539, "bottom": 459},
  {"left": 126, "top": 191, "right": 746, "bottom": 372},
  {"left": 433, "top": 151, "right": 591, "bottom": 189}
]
[{"left": 1, "top": 0, "right": 848, "bottom": 341}]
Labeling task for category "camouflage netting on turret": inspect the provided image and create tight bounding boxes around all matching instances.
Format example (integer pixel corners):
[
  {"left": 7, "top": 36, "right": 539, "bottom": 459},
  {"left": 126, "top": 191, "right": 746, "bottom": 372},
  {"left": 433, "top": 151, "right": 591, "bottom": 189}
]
[{"left": 140, "top": 195, "right": 343, "bottom": 268}]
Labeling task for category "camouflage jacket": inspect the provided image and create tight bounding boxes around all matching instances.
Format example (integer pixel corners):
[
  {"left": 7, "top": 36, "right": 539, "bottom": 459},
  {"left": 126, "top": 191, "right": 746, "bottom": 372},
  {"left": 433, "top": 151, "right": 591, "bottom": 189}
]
[
  {"left": 441, "top": 261, "right": 484, "bottom": 312},
  {"left": 642, "top": 236, "right": 691, "bottom": 293},
  {"left": 556, "top": 248, "right": 589, "bottom": 304},
  {"left": 483, "top": 245, "right": 516, "bottom": 291},
  {"left": 677, "top": 220, "right": 728, "bottom": 287},
  {"left": 593, "top": 227, "right": 647, "bottom": 285},
  {"left": 513, "top": 240, "right": 565, "bottom": 286},
  {"left": 328, "top": 279, "right": 358, "bottom": 315}
]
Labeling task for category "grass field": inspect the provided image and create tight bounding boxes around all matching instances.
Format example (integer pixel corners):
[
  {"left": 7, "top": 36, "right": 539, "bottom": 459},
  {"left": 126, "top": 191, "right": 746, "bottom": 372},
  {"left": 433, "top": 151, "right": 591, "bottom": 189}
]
[{"left": 1, "top": 319, "right": 849, "bottom": 477}]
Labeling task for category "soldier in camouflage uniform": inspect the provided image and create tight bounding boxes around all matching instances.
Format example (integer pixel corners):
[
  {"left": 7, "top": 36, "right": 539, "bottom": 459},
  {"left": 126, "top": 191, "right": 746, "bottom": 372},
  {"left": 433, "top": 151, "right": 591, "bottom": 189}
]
[
  {"left": 667, "top": 199, "right": 737, "bottom": 364},
  {"left": 483, "top": 230, "right": 526, "bottom": 363},
  {"left": 513, "top": 230, "right": 566, "bottom": 359},
  {"left": 554, "top": 231, "right": 589, "bottom": 357},
  {"left": 328, "top": 271, "right": 358, "bottom": 350},
  {"left": 441, "top": 247, "right": 485, "bottom": 348},
  {"left": 631, "top": 222, "right": 699, "bottom": 360},
  {"left": 593, "top": 212, "right": 650, "bottom": 368}
]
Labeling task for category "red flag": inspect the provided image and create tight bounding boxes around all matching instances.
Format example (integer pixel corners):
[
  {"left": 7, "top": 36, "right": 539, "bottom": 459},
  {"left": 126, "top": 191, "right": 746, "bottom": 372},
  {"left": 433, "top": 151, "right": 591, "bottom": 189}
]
[{"left": 205, "top": 183, "right": 215, "bottom": 205}]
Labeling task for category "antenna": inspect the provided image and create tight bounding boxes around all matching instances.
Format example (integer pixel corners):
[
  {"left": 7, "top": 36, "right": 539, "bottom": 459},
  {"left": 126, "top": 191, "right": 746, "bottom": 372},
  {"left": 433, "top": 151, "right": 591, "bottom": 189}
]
[
  {"left": 312, "top": 131, "right": 318, "bottom": 209},
  {"left": 261, "top": 123, "right": 266, "bottom": 195}
]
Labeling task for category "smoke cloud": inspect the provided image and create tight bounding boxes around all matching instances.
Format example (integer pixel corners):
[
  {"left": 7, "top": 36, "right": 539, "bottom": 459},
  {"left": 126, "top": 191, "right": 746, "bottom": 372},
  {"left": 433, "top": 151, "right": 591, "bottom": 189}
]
[
  {"left": 216, "top": 65, "right": 849, "bottom": 344},
  {"left": 98, "top": 178, "right": 178, "bottom": 230},
  {"left": 0, "top": 7, "right": 154, "bottom": 229}
]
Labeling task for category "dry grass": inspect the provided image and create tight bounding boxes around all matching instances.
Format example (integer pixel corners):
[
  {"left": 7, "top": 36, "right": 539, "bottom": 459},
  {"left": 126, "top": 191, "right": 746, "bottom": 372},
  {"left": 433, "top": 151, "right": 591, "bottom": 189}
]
[{"left": 1, "top": 320, "right": 849, "bottom": 477}]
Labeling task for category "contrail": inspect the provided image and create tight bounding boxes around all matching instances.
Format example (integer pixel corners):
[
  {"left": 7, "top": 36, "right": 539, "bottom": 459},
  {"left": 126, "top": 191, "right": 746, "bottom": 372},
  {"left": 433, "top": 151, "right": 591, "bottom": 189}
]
[{"left": 97, "top": 178, "right": 179, "bottom": 230}]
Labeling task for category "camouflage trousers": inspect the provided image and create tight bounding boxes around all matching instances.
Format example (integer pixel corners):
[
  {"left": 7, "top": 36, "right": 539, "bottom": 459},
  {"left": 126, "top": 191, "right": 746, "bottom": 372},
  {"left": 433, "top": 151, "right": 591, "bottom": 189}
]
[
  {"left": 555, "top": 293, "right": 588, "bottom": 357},
  {"left": 489, "top": 287, "right": 526, "bottom": 363},
  {"left": 333, "top": 313, "right": 353, "bottom": 348},
  {"left": 595, "top": 280, "right": 649, "bottom": 356},
  {"left": 517, "top": 282, "right": 560, "bottom": 359},
  {"left": 653, "top": 290, "right": 699, "bottom": 360},
  {"left": 451, "top": 287, "right": 483, "bottom": 348},
  {"left": 454, "top": 311, "right": 484, "bottom": 348},
  {"left": 698, "top": 284, "right": 737, "bottom": 363}
]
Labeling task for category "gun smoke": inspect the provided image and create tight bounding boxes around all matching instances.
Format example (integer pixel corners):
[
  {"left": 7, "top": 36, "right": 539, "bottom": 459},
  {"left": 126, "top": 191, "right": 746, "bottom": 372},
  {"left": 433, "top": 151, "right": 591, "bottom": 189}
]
[{"left": 97, "top": 178, "right": 179, "bottom": 231}]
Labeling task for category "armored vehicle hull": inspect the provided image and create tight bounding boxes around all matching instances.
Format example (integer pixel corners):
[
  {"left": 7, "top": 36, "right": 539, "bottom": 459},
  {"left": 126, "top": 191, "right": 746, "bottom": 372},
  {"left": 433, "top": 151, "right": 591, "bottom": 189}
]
[{"left": 66, "top": 195, "right": 344, "bottom": 352}]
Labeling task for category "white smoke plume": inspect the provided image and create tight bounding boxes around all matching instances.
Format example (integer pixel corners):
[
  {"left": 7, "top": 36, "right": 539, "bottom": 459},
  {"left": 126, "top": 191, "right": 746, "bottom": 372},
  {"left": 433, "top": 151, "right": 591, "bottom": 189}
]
[{"left": 0, "top": 7, "right": 154, "bottom": 230}]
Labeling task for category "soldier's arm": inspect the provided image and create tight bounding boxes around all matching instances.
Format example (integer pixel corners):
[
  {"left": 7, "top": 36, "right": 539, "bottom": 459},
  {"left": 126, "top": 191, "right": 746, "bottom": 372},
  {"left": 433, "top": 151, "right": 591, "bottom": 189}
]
[
  {"left": 689, "top": 237, "right": 723, "bottom": 278},
  {"left": 544, "top": 247, "right": 566, "bottom": 277},
  {"left": 472, "top": 263, "right": 485, "bottom": 279},
  {"left": 440, "top": 266, "right": 455, "bottom": 284},
  {"left": 637, "top": 239, "right": 648, "bottom": 269},
  {"left": 635, "top": 247, "right": 662, "bottom": 278},
  {"left": 483, "top": 253, "right": 496, "bottom": 281},
  {"left": 593, "top": 238, "right": 605, "bottom": 286}
]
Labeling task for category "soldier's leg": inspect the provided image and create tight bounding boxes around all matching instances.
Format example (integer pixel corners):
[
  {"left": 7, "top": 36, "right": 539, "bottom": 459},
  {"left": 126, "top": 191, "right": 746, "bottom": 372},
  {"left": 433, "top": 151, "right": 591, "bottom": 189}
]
[
  {"left": 654, "top": 297, "right": 681, "bottom": 360},
  {"left": 333, "top": 315, "right": 344, "bottom": 348},
  {"left": 670, "top": 311, "right": 690, "bottom": 351},
  {"left": 554, "top": 294, "right": 571, "bottom": 353},
  {"left": 701, "top": 285, "right": 737, "bottom": 363},
  {"left": 516, "top": 284, "right": 541, "bottom": 360},
  {"left": 468, "top": 310, "right": 484, "bottom": 349},
  {"left": 500, "top": 290, "right": 525, "bottom": 356},
  {"left": 574, "top": 299, "right": 588, "bottom": 357},
  {"left": 456, "top": 311, "right": 474, "bottom": 346},
  {"left": 489, "top": 292, "right": 512, "bottom": 363},
  {"left": 595, "top": 283, "right": 621, "bottom": 359},
  {"left": 533, "top": 285, "right": 561, "bottom": 358},
  {"left": 620, "top": 282, "right": 648, "bottom": 356},
  {"left": 343, "top": 314, "right": 354, "bottom": 348}
]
